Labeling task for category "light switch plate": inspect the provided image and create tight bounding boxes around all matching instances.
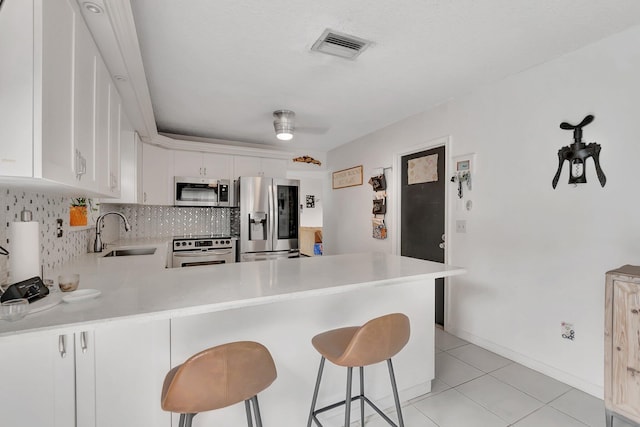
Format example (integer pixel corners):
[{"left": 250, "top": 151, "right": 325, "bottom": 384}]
[{"left": 456, "top": 220, "right": 466, "bottom": 233}]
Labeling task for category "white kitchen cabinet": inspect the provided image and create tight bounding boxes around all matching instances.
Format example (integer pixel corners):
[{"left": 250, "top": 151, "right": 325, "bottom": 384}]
[
  {"left": 73, "top": 18, "right": 99, "bottom": 190},
  {"left": 108, "top": 85, "right": 122, "bottom": 196},
  {"left": 0, "top": 0, "right": 124, "bottom": 197},
  {"left": 232, "top": 156, "right": 287, "bottom": 179},
  {"left": 0, "top": 330, "right": 94, "bottom": 427},
  {"left": 39, "top": 0, "right": 78, "bottom": 186},
  {"left": 96, "top": 58, "right": 123, "bottom": 198},
  {"left": 0, "top": 333, "right": 75, "bottom": 427},
  {"left": 174, "top": 151, "right": 232, "bottom": 181},
  {"left": 142, "top": 143, "right": 174, "bottom": 205},
  {"left": 0, "top": 319, "right": 170, "bottom": 427},
  {"left": 0, "top": 0, "right": 34, "bottom": 177},
  {"left": 107, "top": 122, "right": 141, "bottom": 204},
  {"left": 94, "top": 319, "right": 171, "bottom": 427}
]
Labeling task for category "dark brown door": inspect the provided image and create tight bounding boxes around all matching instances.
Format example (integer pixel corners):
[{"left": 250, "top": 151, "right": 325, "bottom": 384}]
[{"left": 401, "top": 145, "right": 446, "bottom": 325}]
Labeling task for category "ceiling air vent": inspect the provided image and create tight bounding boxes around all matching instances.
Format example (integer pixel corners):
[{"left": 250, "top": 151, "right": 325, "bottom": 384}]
[{"left": 311, "top": 29, "right": 372, "bottom": 60}]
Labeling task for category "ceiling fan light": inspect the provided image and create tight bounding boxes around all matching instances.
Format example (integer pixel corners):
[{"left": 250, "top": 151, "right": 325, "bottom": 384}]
[
  {"left": 273, "top": 109, "right": 295, "bottom": 141},
  {"left": 276, "top": 131, "right": 293, "bottom": 141}
]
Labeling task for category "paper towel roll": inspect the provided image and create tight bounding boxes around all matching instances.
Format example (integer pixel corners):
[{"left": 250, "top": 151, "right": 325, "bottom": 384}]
[{"left": 9, "top": 221, "right": 40, "bottom": 283}]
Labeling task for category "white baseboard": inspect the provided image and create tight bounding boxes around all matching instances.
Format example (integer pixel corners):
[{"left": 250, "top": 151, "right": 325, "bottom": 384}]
[{"left": 447, "top": 326, "right": 604, "bottom": 399}]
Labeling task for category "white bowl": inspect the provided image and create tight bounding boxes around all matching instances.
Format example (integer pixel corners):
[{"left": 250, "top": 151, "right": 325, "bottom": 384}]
[
  {"left": 0, "top": 298, "right": 29, "bottom": 321},
  {"left": 58, "top": 273, "right": 80, "bottom": 292}
]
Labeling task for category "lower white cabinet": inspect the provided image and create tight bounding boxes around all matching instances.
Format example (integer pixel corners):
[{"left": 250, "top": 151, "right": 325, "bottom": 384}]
[
  {"left": 0, "top": 333, "right": 75, "bottom": 427},
  {"left": 94, "top": 319, "right": 171, "bottom": 427},
  {"left": 0, "top": 319, "right": 170, "bottom": 427}
]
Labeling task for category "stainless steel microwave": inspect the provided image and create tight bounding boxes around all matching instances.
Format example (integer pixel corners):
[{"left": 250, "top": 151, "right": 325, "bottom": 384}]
[{"left": 174, "top": 177, "right": 231, "bottom": 207}]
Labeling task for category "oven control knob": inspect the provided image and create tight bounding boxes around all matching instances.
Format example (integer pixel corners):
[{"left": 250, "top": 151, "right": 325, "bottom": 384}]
[{"left": 226, "top": 240, "right": 230, "bottom": 244}]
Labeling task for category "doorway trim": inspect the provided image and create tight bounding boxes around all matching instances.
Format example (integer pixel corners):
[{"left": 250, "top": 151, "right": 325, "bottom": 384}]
[{"left": 392, "top": 135, "right": 452, "bottom": 326}]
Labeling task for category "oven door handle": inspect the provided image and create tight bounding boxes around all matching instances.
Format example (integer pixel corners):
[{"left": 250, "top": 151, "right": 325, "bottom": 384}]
[{"left": 174, "top": 250, "right": 234, "bottom": 257}]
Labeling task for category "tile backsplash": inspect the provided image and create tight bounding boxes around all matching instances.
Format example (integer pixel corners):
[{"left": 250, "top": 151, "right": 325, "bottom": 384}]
[
  {"left": 0, "top": 189, "right": 239, "bottom": 285},
  {"left": 0, "top": 189, "right": 93, "bottom": 284},
  {"left": 99, "top": 204, "right": 239, "bottom": 241}
]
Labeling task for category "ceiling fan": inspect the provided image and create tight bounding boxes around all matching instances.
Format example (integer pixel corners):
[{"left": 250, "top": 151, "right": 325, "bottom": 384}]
[{"left": 272, "top": 110, "right": 330, "bottom": 141}]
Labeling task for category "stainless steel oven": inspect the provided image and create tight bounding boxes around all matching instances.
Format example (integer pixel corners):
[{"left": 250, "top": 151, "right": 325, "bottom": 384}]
[{"left": 171, "top": 236, "right": 236, "bottom": 268}]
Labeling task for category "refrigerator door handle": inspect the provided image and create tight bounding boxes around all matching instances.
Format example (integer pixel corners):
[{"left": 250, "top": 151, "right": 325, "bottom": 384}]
[{"left": 269, "top": 182, "right": 276, "bottom": 248}]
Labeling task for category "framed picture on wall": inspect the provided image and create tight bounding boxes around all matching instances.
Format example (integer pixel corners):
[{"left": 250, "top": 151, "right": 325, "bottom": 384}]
[{"left": 332, "top": 165, "right": 363, "bottom": 189}]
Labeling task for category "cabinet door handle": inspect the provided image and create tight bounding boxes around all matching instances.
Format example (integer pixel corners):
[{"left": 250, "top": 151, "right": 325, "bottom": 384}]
[
  {"left": 58, "top": 335, "right": 67, "bottom": 358},
  {"left": 203, "top": 167, "right": 207, "bottom": 175},
  {"left": 80, "top": 331, "right": 88, "bottom": 353},
  {"left": 143, "top": 192, "right": 147, "bottom": 203}
]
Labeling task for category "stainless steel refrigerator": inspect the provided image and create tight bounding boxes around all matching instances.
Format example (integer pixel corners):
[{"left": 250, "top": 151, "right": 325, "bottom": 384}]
[{"left": 237, "top": 176, "right": 300, "bottom": 261}]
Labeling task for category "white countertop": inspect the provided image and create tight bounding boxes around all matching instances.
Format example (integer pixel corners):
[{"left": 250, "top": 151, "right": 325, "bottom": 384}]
[{"left": 0, "top": 248, "right": 465, "bottom": 338}]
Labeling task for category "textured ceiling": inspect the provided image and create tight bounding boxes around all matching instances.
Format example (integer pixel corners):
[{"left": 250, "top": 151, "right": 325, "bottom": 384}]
[{"left": 130, "top": 0, "right": 640, "bottom": 152}]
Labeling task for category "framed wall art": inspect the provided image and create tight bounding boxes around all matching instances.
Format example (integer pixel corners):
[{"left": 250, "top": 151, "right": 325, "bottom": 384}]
[{"left": 332, "top": 165, "right": 363, "bottom": 189}]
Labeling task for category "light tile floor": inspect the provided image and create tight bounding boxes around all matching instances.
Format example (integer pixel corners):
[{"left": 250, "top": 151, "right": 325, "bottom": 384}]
[{"left": 344, "top": 328, "right": 633, "bottom": 427}]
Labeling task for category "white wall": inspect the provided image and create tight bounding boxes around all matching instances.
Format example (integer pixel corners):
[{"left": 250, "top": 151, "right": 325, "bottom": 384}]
[
  {"left": 287, "top": 171, "right": 325, "bottom": 227},
  {"left": 324, "top": 24, "right": 640, "bottom": 397}
]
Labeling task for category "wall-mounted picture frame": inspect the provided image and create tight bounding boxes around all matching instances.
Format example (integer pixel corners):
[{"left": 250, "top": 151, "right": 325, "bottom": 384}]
[
  {"left": 306, "top": 195, "right": 316, "bottom": 208},
  {"left": 332, "top": 165, "right": 363, "bottom": 189}
]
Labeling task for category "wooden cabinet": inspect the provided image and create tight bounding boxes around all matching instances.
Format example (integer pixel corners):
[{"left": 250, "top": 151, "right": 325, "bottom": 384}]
[
  {"left": 142, "top": 143, "right": 173, "bottom": 205},
  {"left": 173, "top": 151, "right": 232, "bottom": 180},
  {"left": 605, "top": 265, "right": 640, "bottom": 426},
  {"left": 232, "top": 156, "right": 287, "bottom": 179}
]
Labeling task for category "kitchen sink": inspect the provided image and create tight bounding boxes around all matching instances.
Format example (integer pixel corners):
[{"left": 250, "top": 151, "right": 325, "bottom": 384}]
[{"left": 102, "top": 248, "right": 157, "bottom": 257}]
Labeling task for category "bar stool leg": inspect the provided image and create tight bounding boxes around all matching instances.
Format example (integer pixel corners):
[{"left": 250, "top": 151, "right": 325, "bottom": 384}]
[
  {"left": 245, "top": 400, "right": 254, "bottom": 427},
  {"left": 345, "top": 367, "right": 353, "bottom": 427},
  {"left": 359, "top": 366, "right": 365, "bottom": 426},
  {"left": 387, "top": 359, "right": 404, "bottom": 427},
  {"left": 178, "top": 413, "right": 196, "bottom": 427},
  {"left": 307, "top": 356, "right": 326, "bottom": 427},
  {"left": 251, "top": 396, "right": 264, "bottom": 427}
]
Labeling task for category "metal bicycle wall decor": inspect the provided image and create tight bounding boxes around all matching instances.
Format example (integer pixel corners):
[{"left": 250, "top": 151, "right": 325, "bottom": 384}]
[{"left": 552, "top": 114, "right": 606, "bottom": 188}]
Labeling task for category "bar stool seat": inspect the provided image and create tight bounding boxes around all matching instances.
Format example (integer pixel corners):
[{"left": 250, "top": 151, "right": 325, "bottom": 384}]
[
  {"left": 307, "top": 313, "right": 410, "bottom": 427},
  {"left": 161, "top": 341, "right": 277, "bottom": 427}
]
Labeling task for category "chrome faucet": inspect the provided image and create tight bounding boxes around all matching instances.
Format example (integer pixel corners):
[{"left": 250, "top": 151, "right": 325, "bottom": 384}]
[{"left": 94, "top": 212, "right": 132, "bottom": 252}]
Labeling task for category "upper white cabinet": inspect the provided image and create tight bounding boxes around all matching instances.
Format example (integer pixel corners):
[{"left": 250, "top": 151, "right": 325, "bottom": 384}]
[
  {"left": 142, "top": 143, "right": 173, "bottom": 205},
  {"left": 74, "top": 16, "right": 99, "bottom": 190},
  {"left": 108, "top": 84, "right": 122, "bottom": 196},
  {"left": 174, "top": 151, "right": 232, "bottom": 181},
  {"left": 0, "top": 0, "right": 123, "bottom": 197},
  {"left": 232, "top": 156, "right": 287, "bottom": 179},
  {"left": 39, "top": 0, "right": 78, "bottom": 186},
  {"left": 107, "top": 120, "right": 141, "bottom": 204},
  {"left": 0, "top": 0, "right": 34, "bottom": 177}
]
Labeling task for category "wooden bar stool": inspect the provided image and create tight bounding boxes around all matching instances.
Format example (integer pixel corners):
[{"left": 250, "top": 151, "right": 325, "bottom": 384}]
[
  {"left": 161, "top": 341, "right": 277, "bottom": 427},
  {"left": 307, "top": 313, "right": 410, "bottom": 427}
]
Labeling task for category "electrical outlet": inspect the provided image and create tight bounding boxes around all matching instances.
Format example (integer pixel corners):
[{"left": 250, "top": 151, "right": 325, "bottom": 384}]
[
  {"left": 456, "top": 220, "right": 467, "bottom": 233},
  {"left": 56, "top": 219, "right": 64, "bottom": 238},
  {"left": 561, "top": 322, "right": 575, "bottom": 340}
]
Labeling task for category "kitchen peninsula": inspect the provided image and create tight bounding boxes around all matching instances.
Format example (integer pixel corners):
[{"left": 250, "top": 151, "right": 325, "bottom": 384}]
[{"left": 0, "top": 250, "right": 464, "bottom": 427}]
